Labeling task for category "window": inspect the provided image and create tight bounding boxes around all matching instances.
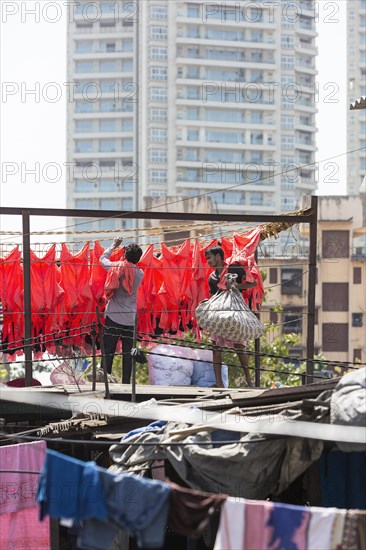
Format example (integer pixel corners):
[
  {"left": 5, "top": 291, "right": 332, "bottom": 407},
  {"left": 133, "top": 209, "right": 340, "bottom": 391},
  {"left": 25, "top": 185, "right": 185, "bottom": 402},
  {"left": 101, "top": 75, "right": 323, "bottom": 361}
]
[
  {"left": 99, "top": 41, "right": 116, "bottom": 53},
  {"left": 99, "top": 139, "right": 115, "bottom": 153},
  {"left": 99, "top": 61, "right": 117, "bottom": 72},
  {"left": 75, "top": 199, "right": 94, "bottom": 208},
  {"left": 75, "top": 120, "right": 93, "bottom": 133},
  {"left": 282, "top": 308, "right": 303, "bottom": 334},
  {"left": 121, "top": 119, "right": 133, "bottom": 131},
  {"left": 353, "top": 349, "right": 362, "bottom": 362},
  {"left": 150, "top": 107, "right": 168, "bottom": 121},
  {"left": 150, "top": 46, "right": 168, "bottom": 60},
  {"left": 122, "top": 60, "right": 133, "bottom": 72},
  {"left": 188, "top": 129, "right": 199, "bottom": 141},
  {"left": 281, "top": 55, "right": 294, "bottom": 68},
  {"left": 281, "top": 115, "right": 294, "bottom": 129},
  {"left": 322, "top": 323, "right": 348, "bottom": 352},
  {"left": 148, "top": 189, "right": 168, "bottom": 197},
  {"left": 100, "top": 179, "right": 118, "bottom": 192},
  {"left": 150, "top": 128, "right": 167, "bottom": 143},
  {"left": 323, "top": 283, "right": 348, "bottom": 311},
  {"left": 75, "top": 41, "right": 93, "bottom": 53},
  {"left": 75, "top": 139, "right": 93, "bottom": 153},
  {"left": 122, "top": 138, "right": 133, "bottom": 151},
  {"left": 187, "top": 5, "right": 200, "bottom": 17},
  {"left": 75, "top": 180, "right": 93, "bottom": 192},
  {"left": 122, "top": 198, "right": 133, "bottom": 209},
  {"left": 353, "top": 267, "right": 362, "bottom": 284},
  {"left": 352, "top": 313, "right": 363, "bottom": 327},
  {"left": 100, "top": 199, "right": 116, "bottom": 210},
  {"left": 99, "top": 120, "right": 116, "bottom": 132},
  {"left": 250, "top": 192, "right": 263, "bottom": 206},
  {"left": 281, "top": 268, "right": 303, "bottom": 295},
  {"left": 150, "top": 149, "right": 167, "bottom": 163},
  {"left": 150, "top": 5, "right": 168, "bottom": 19},
  {"left": 150, "top": 26, "right": 167, "bottom": 40},
  {"left": 150, "top": 66, "right": 168, "bottom": 80},
  {"left": 281, "top": 35, "right": 294, "bottom": 48},
  {"left": 122, "top": 39, "right": 133, "bottom": 52},
  {"left": 281, "top": 135, "right": 294, "bottom": 149},
  {"left": 122, "top": 180, "right": 133, "bottom": 192},
  {"left": 322, "top": 230, "right": 349, "bottom": 259},
  {"left": 269, "top": 268, "right": 277, "bottom": 284},
  {"left": 75, "top": 61, "right": 93, "bottom": 73},
  {"left": 150, "top": 87, "right": 167, "bottom": 101},
  {"left": 149, "top": 169, "right": 167, "bottom": 184}
]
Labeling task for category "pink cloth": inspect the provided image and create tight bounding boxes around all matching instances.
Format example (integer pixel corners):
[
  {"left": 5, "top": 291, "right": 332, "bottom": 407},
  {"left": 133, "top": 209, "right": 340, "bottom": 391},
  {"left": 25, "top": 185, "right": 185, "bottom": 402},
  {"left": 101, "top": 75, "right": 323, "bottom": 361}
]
[
  {"left": 104, "top": 260, "right": 136, "bottom": 299},
  {"left": 0, "top": 441, "right": 50, "bottom": 549},
  {"left": 0, "top": 507, "right": 50, "bottom": 549}
]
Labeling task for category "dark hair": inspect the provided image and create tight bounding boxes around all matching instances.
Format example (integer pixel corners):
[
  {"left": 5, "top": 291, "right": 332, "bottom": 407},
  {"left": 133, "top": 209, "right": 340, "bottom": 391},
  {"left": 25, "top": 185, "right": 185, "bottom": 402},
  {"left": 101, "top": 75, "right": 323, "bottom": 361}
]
[
  {"left": 124, "top": 243, "right": 143, "bottom": 264},
  {"left": 204, "top": 246, "right": 224, "bottom": 260}
]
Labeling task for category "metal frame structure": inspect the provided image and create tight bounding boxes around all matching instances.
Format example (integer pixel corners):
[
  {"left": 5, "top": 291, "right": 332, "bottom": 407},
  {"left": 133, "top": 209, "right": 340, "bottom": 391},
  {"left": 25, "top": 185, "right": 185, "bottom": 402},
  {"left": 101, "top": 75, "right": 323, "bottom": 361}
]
[{"left": 0, "top": 196, "right": 318, "bottom": 387}]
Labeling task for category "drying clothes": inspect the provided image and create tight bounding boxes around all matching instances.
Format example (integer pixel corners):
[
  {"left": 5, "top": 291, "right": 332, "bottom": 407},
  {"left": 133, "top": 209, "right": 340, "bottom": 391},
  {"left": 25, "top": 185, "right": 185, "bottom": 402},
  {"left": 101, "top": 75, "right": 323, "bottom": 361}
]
[
  {"left": 167, "top": 481, "right": 226, "bottom": 538},
  {"left": 77, "top": 470, "right": 171, "bottom": 550},
  {"left": 30, "top": 245, "right": 64, "bottom": 314},
  {"left": 307, "top": 506, "right": 342, "bottom": 550},
  {"left": 342, "top": 510, "right": 366, "bottom": 550},
  {"left": 0, "top": 507, "right": 50, "bottom": 550},
  {"left": 214, "top": 498, "right": 246, "bottom": 550},
  {"left": 185, "top": 238, "right": 210, "bottom": 338},
  {"left": 37, "top": 449, "right": 107, "bottom": 522},
  {"left": 229, "top": 228, "right": 264, "bottom": 311},
  {"left": 158, "top": 240, "right": 192, "bottom": 332},
  {"left": 214, "top": 499, "right": 311, "bottom": 550},
  {"left": 0, "top": 246, "right": 24, "bottom": 355},
  {"left": 214, "top": 499, "right": 349, "bottom": 550},
  {"left": 319, "top": 450, "right": 366, "bottom": 509},
  {"left": 136, "top": 244, "right": 164, "bottom": 340},
  {"left": 0, "top": 440, "right": 50, "bottom": 550},
  {"left": 0, "top": 231, "right": 264, "bottom": 356}
]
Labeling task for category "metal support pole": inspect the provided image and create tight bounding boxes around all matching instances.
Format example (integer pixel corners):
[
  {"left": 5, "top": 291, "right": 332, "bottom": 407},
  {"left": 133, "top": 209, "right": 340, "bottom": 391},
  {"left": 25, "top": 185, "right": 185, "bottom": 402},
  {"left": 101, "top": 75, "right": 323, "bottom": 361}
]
[
  {"left": 96, "top": 306, "right": 110, "bottom": 399},
  {"left": 131, "top": 315, "right": 138, "bottom": 403},
  {"left": 22, "top": 211, "right": 32, "bottom": 387},
  {"left": 306, "top": 196, "right": 318, "bottom": 384},
  {"left": 254, "top": 249, "right": 261, "bottom": 387},
  {"left": 91, "top": 323, "right": 97, "bottom": 391}
]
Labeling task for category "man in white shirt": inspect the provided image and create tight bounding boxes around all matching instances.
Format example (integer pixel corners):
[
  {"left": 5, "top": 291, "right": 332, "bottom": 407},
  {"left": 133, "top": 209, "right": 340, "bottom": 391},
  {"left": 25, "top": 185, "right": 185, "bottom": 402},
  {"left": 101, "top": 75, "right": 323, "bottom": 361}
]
[{"left": 100, "top": 238, "right": 143, "bottom": 383}]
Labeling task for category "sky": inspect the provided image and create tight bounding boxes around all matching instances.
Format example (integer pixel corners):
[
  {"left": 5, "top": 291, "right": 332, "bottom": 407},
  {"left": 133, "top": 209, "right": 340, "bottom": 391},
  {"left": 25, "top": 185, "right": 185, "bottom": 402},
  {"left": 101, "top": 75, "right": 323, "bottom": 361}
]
[{"left": 0, "top": 1, "right": 348, "bottom": 240}]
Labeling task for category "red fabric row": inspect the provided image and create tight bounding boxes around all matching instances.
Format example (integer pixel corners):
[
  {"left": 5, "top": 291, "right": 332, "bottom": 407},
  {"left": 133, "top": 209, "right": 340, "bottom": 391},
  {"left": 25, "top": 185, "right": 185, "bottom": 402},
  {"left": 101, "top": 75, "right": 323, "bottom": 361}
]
[{"left": 0, "top": 230, "right": 264, "bottom": 356}]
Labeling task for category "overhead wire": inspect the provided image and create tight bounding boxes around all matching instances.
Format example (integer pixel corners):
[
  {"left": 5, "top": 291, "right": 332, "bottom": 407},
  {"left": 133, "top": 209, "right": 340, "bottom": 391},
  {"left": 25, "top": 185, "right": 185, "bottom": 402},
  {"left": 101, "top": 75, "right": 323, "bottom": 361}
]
[{"left": 1, "top": 146, "right": 364, "bottom": 242}]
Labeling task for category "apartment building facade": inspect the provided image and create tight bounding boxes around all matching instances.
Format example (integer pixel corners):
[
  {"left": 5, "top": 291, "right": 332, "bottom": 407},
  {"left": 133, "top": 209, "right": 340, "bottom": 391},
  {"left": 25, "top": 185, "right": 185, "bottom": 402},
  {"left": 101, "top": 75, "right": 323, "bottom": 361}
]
[
  {"left": 67, "top": 0, "right": 318, "bottom": 237},
  {"left": 262, "top": 196, "right": 366, "bottom": 365},
  {"left": 347, "top": 0, "right": 366, "bottom": 196}
]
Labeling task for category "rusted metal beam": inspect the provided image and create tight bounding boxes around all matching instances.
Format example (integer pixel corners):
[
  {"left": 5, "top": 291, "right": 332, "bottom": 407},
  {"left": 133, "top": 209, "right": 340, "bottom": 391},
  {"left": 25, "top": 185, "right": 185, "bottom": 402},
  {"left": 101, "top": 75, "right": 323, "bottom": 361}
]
[
  {"left": 0, "top": 206, "right": 313, "bottom": 224},
  {"left": 306, "top": 196, "right": 318, "bottom": 384},
  {"left": 22, "top": 211, "right": 33, "bottom": 387}
]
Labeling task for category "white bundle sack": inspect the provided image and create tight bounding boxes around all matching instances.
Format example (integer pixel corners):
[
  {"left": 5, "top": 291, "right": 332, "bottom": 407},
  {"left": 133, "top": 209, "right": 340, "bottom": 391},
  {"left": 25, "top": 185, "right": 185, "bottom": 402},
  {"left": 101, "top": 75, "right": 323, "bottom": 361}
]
[
  {"left": 195, "top": 273, "right": 264, "bottom": 342},
  {"left": 191, "top": 348, "right": 229, "bottom": 388},
  {"left": 148, "top": 344, "right": 194, "bottom": 386}
]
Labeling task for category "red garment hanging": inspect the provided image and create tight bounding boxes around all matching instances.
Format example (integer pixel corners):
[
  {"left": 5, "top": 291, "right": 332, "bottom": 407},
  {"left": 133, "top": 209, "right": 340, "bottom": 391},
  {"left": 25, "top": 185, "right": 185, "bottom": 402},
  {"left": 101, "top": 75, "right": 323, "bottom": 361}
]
[
  {"left": 185, "top": 239, "right": 210, "bottom": 338},
  {"left": 59, "top": 243, "right": 94, "bottom": 347},
  {"left": 136, "top": 244, "right": 163, "bottom": 340},
  {"left": 158, "top": 240, "right": 192, "bottom": 332},
  {"left": 228, "top": 228, "right": 264, "bottom": 311},
  {"left": 0, "top": 247, "right": 24, "bottom": 356}
]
